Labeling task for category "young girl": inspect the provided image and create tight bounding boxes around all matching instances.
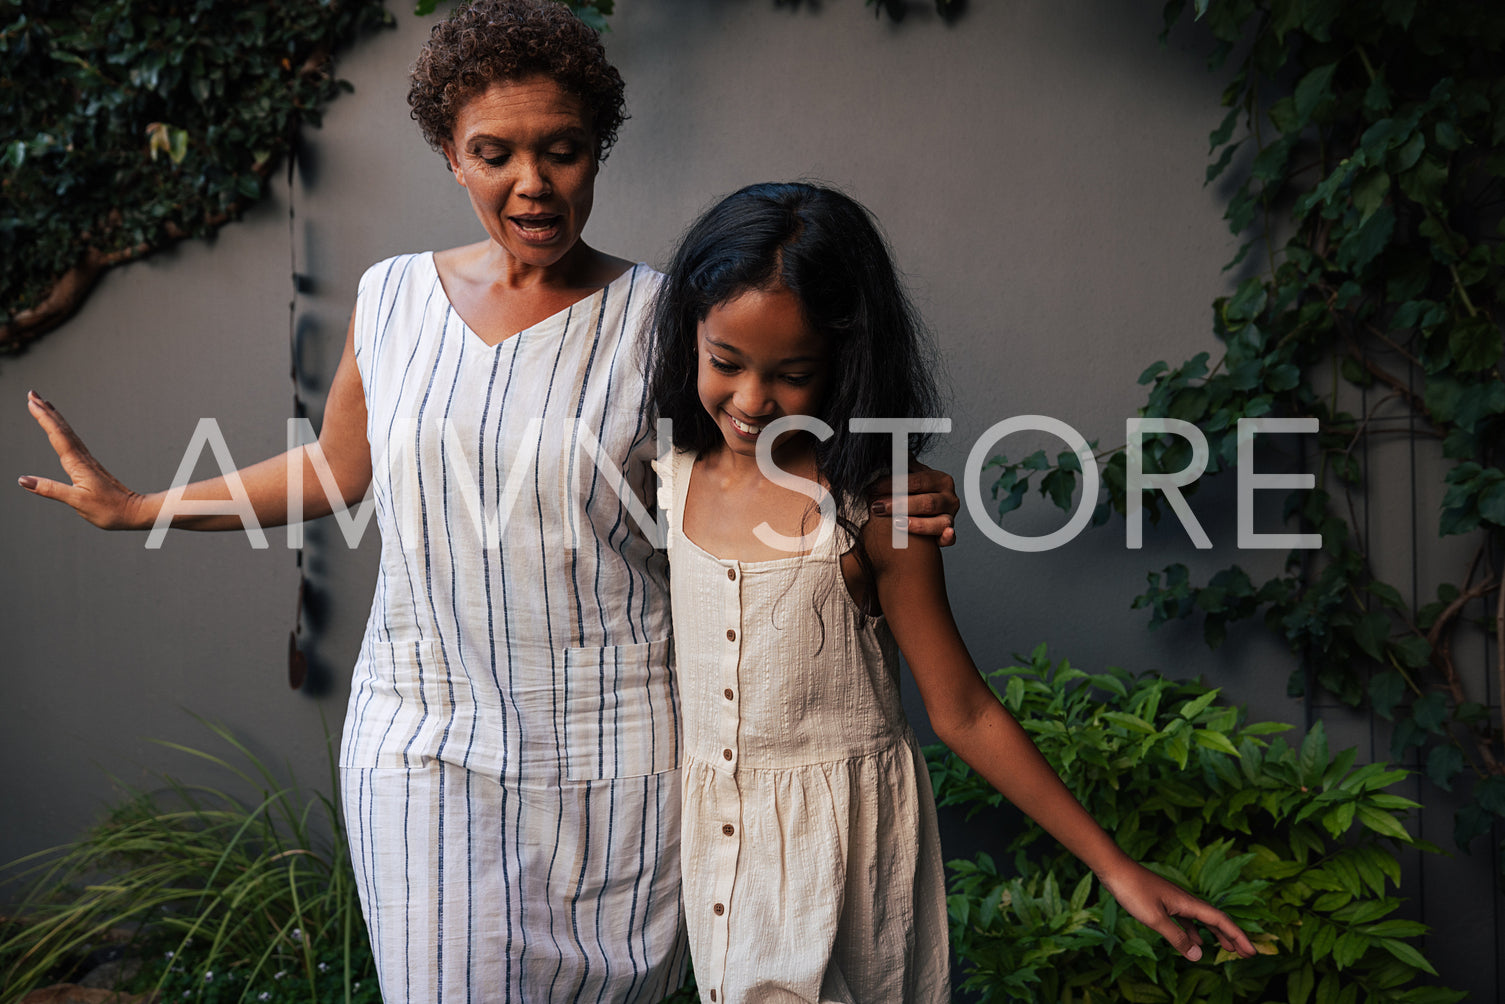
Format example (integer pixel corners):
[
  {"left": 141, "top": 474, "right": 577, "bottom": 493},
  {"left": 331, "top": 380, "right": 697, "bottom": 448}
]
[{"left": 646, "top": 182, "right": 1255, "bottom": 1003}]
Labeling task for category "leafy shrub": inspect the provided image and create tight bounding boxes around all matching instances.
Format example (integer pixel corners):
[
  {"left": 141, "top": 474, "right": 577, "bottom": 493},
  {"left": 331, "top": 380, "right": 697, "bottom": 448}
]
[
  {"left": 0, "top": 719, "right": 375, "bottom": 1003},
  {"left": 0, "top": 719, "right": 699, "bottom": 1004},
  {"left": 927, "top": 645, "right": 1463, "bottom": 1004}
]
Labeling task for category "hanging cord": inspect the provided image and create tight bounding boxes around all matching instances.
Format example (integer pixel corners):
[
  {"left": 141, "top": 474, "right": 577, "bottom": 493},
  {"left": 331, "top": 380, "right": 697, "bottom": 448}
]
[{"left": 287, "top": 134, "right": 309, "bottom": 690}]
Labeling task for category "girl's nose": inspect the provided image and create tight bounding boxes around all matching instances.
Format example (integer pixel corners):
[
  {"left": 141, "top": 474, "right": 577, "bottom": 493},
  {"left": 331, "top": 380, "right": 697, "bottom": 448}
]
[{"left": 733, "top": 380, "right": 774, "bottom": 418}]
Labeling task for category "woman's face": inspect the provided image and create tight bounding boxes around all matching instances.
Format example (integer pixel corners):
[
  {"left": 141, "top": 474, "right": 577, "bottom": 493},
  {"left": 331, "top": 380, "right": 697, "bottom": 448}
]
[{"left": 442, "top": 75, "right": 598, "bottom": 270}]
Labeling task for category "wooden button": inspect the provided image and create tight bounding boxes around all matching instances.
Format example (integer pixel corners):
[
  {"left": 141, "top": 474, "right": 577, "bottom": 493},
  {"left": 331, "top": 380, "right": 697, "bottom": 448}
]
[
  {"left": 727, "top": 568, "right": 737, "bottom": 580},
  {"left": 726, "top": 628, "right": 736, "bottom": 641},
  {"left": 722, "top": 823, "right": 734, "bottom": 836},
  {"left": 724, "top": 688, "right": 734, "bottom": 701},
  {"left": 722, "top": 748, "right": 733, "bottom": 760},
  {"left": 710, "top": 992, "right": 717, "bottom": 1003},
  {"left": 713, "top": 903, "right": 725, "bottom": 915}
]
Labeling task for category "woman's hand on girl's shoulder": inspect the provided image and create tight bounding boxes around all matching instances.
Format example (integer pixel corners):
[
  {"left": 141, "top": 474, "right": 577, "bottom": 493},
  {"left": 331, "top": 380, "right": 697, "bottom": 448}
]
[{"left": 867, "top": 462, "right": 958, "bottom": 546}]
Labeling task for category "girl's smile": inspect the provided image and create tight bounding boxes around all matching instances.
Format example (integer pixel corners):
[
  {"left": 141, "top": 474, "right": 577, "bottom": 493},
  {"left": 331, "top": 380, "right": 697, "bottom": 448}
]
[{"left": 696, "top": 283, "right": 830, "bottom": 461}]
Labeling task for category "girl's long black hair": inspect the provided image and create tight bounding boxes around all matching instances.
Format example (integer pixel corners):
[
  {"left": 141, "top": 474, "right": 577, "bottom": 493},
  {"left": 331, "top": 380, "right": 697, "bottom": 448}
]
[{"left": 646, "top": 181, "right": 943, "bottom": 531}]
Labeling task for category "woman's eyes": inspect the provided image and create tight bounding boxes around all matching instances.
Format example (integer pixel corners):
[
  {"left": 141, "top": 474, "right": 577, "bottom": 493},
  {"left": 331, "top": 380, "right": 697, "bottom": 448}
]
[
  {"left": 475, "top": 145, "right": 579, "bottom": 168},
  {"left": 782, "top": 374, "right": 815, "bottom": 387},
  {"left": 709, "top": 358, "right": 739, "bottom": 374}
]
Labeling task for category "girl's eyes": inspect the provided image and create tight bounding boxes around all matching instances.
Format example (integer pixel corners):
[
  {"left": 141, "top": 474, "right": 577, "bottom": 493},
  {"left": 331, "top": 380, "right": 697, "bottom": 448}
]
[{"left": 707, "top": 357, "right": 815, "bottom": 386}]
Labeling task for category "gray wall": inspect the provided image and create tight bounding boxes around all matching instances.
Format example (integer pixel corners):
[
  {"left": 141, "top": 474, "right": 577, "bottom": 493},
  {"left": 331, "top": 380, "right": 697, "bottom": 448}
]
[{"left": 2, "top": 0, "right": 1498, "bottom": 997}]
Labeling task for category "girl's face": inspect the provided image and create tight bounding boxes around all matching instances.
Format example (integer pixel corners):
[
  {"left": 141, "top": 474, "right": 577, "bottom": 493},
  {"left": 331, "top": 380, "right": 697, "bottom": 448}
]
[{"left": 696, "top": 284, "right": 831, "bottom": 460}]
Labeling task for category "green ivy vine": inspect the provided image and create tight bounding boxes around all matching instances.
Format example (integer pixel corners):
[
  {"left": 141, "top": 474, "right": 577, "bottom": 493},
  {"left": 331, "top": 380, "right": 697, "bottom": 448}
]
[
  {"left": 0, "top": 0, "right": 396, "bottom": 353},
  {"left": 990, "top": 0, "right": 1505, "bottom": 876}
]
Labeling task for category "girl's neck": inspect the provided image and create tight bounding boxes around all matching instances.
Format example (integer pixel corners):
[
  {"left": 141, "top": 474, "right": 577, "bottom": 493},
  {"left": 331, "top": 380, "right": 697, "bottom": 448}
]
[{"left": 699, "top": 436, "right": 816, "bottom": 482}]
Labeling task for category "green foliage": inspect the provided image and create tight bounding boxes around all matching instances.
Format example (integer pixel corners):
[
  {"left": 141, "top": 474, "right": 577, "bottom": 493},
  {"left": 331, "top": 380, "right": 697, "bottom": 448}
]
[
  {"left": 0, "top": 719, "right": 698, "bottom": 1004},
  {"left": 0, "top": 719, "right": 374, "bottom": 1002},
  {"left": 928, "top": 646, "right": 1462, "bottom": 1003},
  {"left": 986, "top": 0, "right": 1505, "bottom": 876},
  {"left": 0, "top": 0, "right": 392, "bottom": 350}
]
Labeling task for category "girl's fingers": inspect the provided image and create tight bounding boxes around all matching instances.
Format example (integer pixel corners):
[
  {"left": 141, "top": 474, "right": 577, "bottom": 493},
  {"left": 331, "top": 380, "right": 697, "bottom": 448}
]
[{"left": 1168, "top": 896, "right": 1255, "bottom": 958}]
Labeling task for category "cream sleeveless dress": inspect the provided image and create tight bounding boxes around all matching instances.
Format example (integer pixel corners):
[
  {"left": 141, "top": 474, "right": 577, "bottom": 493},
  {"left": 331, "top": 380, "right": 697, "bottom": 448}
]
[
  {"left": 657, "top": 447, "right": 948, "bottom": 1004},
  {"left": 339, "top": 253, "right": 686, "bottom": 1003}
]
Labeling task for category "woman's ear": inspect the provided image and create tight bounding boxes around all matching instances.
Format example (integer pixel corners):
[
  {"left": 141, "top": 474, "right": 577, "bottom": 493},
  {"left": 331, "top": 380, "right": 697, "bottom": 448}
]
[{"left": 441, "top": 141, "right": 464, "bottom": 186}]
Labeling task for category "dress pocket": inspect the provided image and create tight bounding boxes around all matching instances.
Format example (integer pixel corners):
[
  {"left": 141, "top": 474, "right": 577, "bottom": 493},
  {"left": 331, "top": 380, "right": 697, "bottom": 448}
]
[{"left": 560, "top": 638, "right": 678, "bottom": 781}]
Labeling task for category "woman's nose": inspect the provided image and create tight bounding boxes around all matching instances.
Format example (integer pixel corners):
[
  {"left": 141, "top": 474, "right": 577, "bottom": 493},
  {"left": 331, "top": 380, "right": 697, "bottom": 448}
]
[{"left": 515, "top": 156, "right": 551, "bottom": 198}]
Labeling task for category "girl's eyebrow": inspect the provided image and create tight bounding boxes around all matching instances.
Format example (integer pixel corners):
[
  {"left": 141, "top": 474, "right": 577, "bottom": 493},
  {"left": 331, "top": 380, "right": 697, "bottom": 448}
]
[{"left": 704, "top": 335, "right": 824, "bottom": 365}]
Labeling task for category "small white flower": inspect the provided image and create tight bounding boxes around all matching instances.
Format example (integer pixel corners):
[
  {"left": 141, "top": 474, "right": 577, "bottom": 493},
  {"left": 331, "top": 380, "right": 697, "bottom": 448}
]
[
  {"left": 258, "top": 994, "right": 272, "bottom": 1002},
  {"left": 290, "top": 928, "right": 303, "bottom": 942},
  {"left": 204, "top": 971, "right": 214, "bottom": 982},
  {"left": 317, "top": 961, "right": 328, "bottom": 972},
  {"left": 274, "top": 970, "right": 286, "bottom": 980},
  {"left": 164, "top": 950, "right": 175, "bottom": 959}
]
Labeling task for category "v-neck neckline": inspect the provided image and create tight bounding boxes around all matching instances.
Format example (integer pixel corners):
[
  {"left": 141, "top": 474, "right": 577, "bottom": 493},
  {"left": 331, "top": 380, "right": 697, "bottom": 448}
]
[{"left": 427, "top": 251, "right": 638, "bottom": 351}]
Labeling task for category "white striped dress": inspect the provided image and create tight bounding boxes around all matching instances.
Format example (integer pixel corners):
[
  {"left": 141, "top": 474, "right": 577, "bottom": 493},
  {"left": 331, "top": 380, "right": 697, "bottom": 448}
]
[{"left": 339, "top": 252, "right": 686, "bottom": 1003}]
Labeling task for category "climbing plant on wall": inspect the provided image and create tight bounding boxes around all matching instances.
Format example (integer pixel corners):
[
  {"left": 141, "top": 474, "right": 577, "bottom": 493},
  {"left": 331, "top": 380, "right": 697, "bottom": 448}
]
[
  {"left": 0, "top": 0, "right": 396, "bottom": 353},
  {"left": 989, "top": 0, "right": 1505, "bottom": 874}
]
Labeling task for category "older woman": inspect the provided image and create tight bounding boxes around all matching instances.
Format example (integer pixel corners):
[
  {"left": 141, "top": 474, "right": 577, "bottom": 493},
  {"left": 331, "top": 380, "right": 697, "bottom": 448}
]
[{"left": 19, "top": 1, "right": 957, "bottom": 1001}]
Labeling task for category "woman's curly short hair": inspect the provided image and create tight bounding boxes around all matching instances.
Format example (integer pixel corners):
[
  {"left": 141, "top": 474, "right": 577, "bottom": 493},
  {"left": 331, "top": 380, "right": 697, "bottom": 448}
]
[{"left": 408, "top": 0, "right": 626, "bottom": 162}]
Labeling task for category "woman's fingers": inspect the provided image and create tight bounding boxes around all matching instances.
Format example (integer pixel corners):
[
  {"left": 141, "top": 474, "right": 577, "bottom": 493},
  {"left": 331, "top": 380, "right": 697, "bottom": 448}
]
[{"left": 20, "top": 391, "right": 138, "bottom": 528}]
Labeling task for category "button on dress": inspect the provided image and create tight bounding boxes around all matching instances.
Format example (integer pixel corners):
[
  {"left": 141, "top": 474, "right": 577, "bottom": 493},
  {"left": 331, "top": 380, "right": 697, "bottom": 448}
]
[
  {"left": 657, "top": 448, "right": 948, "bottom": 1004},
  {"left": 338, "top": 253, "right": 686, "bottom": 1003}
]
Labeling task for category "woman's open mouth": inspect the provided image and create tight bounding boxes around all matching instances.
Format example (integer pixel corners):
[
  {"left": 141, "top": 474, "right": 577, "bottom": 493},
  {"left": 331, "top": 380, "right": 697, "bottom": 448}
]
[{"left": 509, "top": 214, "right": 563, "bottom": 242}]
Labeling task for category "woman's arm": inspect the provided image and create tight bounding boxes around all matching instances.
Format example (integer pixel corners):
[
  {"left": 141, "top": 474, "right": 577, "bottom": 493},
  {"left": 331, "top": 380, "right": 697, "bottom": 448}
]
[
  {"left": 864, "top": 526, "right": 1256, "bottom": 962},
  {"left": 18, "top": 309, "right": 372, "bottom": 531}
]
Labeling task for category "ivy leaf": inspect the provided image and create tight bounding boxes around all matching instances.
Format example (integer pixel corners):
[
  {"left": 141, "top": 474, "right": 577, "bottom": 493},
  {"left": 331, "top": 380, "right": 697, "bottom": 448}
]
[
  {"left": 1293, "top": 63, "right": 1339, "bottom": 125},
  {"left": 1425, "top": 745, "right": 1463, "bottom": 791},
  {"left": 1411, "top": 692, "right": 1449, "bottom": 732},
  {"left": 1368, "top": 671, "right": 1407, "bottom": 721},
  {"left": 1354, "top": 609, "right": 1389, "bottom": 661},
  {"left": 1352, "top": 170, "right": 1391, "bottom": 224},
  {"left": 1478, "top": 479, "right": 1505, "bottom": 527},
  {"left": 1448, "top": 317, "right": 1503, "bottom": 373},
  {"left": 1041, "top": 469, "right": 1077, "bottom": 512},
  {"left": 1335, "top": 206, "right": 1396, "bottom": 273}
]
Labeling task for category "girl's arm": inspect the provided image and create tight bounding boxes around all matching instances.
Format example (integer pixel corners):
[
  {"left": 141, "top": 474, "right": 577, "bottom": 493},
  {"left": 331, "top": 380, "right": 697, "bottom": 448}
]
[
  {"left": 864, "top": 526, "right": 1256, "bottom": 962},
  {"left": 19, "top": 309, "right": 372, "bottom": 531}
]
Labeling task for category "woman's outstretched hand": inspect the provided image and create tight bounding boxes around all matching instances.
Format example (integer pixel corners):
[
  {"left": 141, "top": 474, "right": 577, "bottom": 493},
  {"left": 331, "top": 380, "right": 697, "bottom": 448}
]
[
  {"left": 17, "top": 390, "right": 146, "bottom": 530},
  {"left": 1100, "top": 861, "right": 1256, "bottom": 963}
]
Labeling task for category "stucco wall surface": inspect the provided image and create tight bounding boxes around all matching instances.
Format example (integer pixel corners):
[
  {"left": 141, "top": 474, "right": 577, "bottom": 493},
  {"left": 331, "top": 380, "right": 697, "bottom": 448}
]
[{"left": 1, "top": 0, "right": 1498, "bottom": 997}]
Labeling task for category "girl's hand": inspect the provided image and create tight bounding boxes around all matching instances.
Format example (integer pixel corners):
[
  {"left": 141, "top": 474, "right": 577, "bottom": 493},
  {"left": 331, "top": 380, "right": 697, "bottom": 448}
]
[
  {"left": 868, "top": 463, "right": 958, "bottom": 545},
  {"left": 18, "top": 391, "right": 147, "bottom": 530},
  {"left": 1099, "top": 862, "right": 1256, "bottom": 962}
]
